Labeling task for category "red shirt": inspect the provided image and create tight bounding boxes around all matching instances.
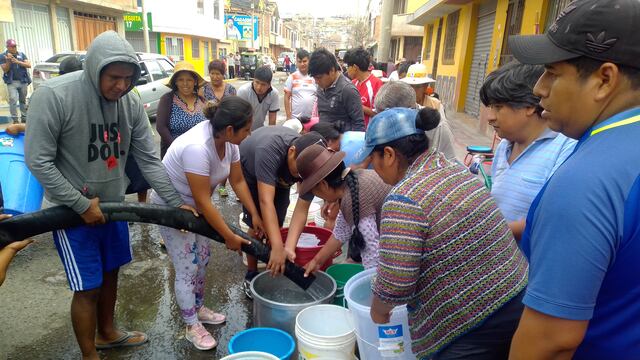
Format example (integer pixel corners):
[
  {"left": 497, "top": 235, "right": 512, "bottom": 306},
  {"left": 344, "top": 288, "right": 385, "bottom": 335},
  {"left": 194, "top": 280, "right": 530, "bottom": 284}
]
[{"left": 353, "top": 74, "right": 383, "bottom": 128}]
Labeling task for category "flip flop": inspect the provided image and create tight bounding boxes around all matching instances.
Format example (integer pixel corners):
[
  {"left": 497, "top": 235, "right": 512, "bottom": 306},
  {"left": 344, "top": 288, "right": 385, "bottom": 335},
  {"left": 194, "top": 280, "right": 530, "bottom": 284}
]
[{"left": 95, "top": 330, "right": 149, "bottom": 350}]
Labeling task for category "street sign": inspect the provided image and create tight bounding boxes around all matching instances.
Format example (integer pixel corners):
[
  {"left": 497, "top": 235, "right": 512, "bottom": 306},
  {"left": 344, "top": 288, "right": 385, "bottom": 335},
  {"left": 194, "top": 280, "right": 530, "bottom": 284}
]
[{"left": 124, "top": 12, "right": 153, "bottom": 32}]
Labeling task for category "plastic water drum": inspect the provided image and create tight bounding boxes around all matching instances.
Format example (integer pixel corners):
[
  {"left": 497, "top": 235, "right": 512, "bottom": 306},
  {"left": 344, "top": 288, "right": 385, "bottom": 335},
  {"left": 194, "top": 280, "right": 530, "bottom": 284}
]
[
  {"left": 344, "top": 268, "right": 416, "bottom": 359},
  {"left": 228, "top": 328, "right": 295, "bottom": 360},
  {"left": 0, "top": 131, "right": 44, "bottom": 214},
  {"left": 295, "top": 304, "right": 356, "bottom": 360},
  {"left": 340, "top": 131, "right": 366, "bottom": 167},
  {"left": 326, "top": 264, "right": 365, "bottom": 307},
  {"left": 220, "top": 351, "right": 279, "bottom": 360}
]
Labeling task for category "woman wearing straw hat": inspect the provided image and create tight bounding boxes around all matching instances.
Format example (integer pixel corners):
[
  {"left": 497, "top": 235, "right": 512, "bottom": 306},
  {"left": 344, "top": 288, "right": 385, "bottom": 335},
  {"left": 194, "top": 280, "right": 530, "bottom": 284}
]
[
  {"left": 358, "top": 107, "right": 528, "bottom": 359},
  {"left": 295, "top": 144, "right": 392, "bottom": 274},
  {"left": 156, "top": 61, "right": 207, "bottom": 158}
]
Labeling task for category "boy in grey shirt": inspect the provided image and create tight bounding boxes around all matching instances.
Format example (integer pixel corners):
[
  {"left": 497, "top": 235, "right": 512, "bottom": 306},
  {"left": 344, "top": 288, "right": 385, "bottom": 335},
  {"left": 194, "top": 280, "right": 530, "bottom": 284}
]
[{"left": 237, "top": 66, "right": 280, "bottom": 130}]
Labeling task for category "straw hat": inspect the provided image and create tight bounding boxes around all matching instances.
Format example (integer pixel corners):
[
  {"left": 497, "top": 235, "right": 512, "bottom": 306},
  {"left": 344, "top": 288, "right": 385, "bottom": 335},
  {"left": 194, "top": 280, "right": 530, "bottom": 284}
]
[
  {"left": 296, "top": 144, "right": 346, "bottom": 195},
  {"left": 401, "top": 63, "right": 436, "bottom": 85},
  {"left": 164, "top": 61, "right": 206, "bottom": 88}
]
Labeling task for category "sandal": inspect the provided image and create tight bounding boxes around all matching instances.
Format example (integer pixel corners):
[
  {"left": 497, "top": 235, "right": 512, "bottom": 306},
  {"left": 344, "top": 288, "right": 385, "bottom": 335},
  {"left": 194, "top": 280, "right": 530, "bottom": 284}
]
[{"left": 95, "top": 330, "right": 148, "bottom": 350}]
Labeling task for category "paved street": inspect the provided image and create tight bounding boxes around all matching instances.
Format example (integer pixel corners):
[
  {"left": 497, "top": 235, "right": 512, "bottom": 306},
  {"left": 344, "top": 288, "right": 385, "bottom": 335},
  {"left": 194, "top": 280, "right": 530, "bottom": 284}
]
[{"left": 0, "top": 72, "right": 493, "bottom": 359}]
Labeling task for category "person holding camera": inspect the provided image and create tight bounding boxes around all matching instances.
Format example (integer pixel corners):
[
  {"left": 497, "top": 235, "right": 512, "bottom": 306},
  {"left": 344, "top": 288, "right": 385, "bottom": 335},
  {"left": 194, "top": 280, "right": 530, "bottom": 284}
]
[{"left": 0, "top": 39, "right": 31, "bottom": 124}]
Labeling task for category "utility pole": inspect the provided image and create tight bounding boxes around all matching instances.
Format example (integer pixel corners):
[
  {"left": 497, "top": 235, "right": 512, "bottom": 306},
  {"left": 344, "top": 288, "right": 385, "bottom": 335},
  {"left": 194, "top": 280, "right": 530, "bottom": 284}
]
[
  {"left": 378, "top": 0, "right": 393, "bottom": 62},
  {"left": 141, "top": 0, "right": 151, "bottom": 53}
]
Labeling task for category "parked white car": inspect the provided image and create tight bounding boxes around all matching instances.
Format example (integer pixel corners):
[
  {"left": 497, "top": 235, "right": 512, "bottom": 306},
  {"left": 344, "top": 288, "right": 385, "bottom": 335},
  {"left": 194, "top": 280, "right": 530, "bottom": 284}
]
[{"left": 32, "top": 52, "right": 174, "bottom": 119}]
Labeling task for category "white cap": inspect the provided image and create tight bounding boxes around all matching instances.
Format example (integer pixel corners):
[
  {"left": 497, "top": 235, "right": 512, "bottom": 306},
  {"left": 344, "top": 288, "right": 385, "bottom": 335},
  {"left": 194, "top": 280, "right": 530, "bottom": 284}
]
[{"left": 282, "top": 118, "right": 303, "bottom": 134}]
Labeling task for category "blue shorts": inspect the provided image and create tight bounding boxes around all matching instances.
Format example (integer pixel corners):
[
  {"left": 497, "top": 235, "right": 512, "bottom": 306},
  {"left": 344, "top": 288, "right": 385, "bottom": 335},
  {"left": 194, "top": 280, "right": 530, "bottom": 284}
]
[{"left": 53, "top": 221, "right": 132, "bottom": 291}]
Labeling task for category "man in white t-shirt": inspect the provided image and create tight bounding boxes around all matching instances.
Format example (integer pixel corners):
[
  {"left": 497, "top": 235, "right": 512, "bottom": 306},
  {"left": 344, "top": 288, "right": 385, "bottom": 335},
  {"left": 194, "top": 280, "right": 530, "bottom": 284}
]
[
  {"left": 284, "top": 49, "right": 316, "bottom": 120},
  {"left": 237, "top": 66, "right": 279, "bottom": 130}
]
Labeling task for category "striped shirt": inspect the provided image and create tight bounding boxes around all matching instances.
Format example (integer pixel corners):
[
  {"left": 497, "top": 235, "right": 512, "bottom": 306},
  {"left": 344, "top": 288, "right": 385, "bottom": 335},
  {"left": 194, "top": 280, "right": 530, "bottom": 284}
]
[
  {"left": 491, "top": 130, "right": 576, "bottom": 222},
  {"left": 372, "top": 150, "right": 528, "bottom": 359}
]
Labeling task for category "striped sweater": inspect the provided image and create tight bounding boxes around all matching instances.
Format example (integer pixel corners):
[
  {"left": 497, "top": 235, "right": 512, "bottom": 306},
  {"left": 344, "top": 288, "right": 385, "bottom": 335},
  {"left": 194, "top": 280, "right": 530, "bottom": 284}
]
[{"left": 372, "top": 150, "right": 528, "bottom": 359}]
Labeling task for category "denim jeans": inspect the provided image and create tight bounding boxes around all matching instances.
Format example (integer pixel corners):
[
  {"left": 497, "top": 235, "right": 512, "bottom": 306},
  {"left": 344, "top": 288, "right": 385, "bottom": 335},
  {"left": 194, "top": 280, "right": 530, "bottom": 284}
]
[{"left": 7, "top": 81, "right": 28, "bottom": 123}]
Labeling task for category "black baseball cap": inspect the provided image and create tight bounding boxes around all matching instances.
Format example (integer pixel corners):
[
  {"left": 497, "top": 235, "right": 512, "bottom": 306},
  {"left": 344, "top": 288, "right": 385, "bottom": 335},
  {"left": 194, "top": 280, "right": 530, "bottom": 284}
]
[{"left": 509, "top": 0, "right": 640, "bottom": 68}]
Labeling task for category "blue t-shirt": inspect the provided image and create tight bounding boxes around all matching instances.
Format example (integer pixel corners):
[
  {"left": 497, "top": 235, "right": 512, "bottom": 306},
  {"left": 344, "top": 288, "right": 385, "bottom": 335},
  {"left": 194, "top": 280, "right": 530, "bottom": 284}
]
[
  {"left": 491, "top": 130, "right": 576, "bottom": 222},
  {"left": 521, "top": 107, "right": 640, "bottom": 359}
]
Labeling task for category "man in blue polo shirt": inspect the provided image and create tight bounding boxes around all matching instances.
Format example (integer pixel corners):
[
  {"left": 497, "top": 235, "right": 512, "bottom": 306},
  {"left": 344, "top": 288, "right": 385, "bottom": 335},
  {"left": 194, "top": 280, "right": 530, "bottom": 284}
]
[{"left": 507, "top": 0, "right": 640, "bottom": 358}]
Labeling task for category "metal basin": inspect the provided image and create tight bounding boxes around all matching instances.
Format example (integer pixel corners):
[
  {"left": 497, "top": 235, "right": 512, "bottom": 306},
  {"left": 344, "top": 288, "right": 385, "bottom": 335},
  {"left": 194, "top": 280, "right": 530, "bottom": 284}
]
[{"left": 251, "top": 270, "right": 336, "bottom": 336}]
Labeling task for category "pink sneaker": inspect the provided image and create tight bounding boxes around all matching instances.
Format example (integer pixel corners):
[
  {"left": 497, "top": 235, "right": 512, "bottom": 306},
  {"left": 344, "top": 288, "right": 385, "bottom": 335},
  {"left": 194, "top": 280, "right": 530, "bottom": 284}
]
[
  {"left": 197, "top": 306, "right": 226, "bottom": 325},
  {"left": 185, "top": 322, "right": 217, "bottom": 350}
]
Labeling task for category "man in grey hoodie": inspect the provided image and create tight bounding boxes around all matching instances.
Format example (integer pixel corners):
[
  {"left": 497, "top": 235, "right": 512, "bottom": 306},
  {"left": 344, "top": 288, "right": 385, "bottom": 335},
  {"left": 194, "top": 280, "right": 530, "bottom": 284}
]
[{"left": 25, "top": 31, "right": 196, "bottom": 358}]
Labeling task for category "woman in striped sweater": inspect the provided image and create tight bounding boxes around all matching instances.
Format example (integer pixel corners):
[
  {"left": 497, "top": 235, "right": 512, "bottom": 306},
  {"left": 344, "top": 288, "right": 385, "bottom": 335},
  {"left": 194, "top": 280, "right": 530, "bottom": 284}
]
[{"left": 355, "top": 107, "right": 528, "bottom": 360}]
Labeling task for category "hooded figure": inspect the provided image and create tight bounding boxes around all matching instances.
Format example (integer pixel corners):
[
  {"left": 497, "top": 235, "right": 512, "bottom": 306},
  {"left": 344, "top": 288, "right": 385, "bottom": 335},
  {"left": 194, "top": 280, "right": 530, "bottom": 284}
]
[
  {"left": 26, "top": 31, "right": 182, "bottom": 212},
  {"left": 24, "top": 31, "right": 189, "bottom": 356}
]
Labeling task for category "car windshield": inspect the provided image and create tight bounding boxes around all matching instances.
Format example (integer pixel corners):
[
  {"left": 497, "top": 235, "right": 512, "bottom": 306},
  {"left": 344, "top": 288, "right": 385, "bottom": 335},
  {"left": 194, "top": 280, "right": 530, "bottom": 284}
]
[
  {"left": 45, "top": 54, "right": 85, "bottom": 64},
  {"left": 242, "top": 55, "right": 257, "bottom": 65}
]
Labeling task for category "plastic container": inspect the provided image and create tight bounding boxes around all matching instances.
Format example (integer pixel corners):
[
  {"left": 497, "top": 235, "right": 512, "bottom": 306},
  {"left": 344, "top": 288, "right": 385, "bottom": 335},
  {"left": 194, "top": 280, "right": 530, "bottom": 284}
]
[
  {"left": 295, "top": 304, "right": 356, "bottom": 360},
  {"left": 228, "top": 328, "right": 295, "bottom": 360},
  {"left": 281, "top": 226, "right": 338, "bottom": 271},
  {"left": 326, "top": 264, "right": 365, "bottom": 307},
  {"left": 0, "top": 131, "right": 44, "bottom": 214},
  {"left": 251, "top": 270, "right": 336, "bottom": 336},
  {"left": 344, "top": 268, "right": 416, "bottom": 359},
  {"left": 220, "top": 351, "right": 280, "bottom": 360}
]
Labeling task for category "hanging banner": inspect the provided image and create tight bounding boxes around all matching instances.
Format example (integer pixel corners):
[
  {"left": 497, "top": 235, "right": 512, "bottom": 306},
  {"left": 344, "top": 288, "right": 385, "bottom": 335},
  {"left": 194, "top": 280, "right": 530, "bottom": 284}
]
[{"left": 224, "top": 14, "right": 258, "bottom": 41}]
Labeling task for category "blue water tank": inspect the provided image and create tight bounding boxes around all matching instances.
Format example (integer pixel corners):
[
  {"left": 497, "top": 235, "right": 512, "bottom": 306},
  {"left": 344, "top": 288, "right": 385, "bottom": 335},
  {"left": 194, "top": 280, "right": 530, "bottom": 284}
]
[{"left": 0, "top": 131, "right": 44, "bottom": 214}]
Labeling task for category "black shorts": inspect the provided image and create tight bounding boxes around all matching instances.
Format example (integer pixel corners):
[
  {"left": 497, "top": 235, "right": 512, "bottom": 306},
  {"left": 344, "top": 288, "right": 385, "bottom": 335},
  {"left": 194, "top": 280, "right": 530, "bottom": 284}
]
[
  {"left": 125, "top": 155, "right": 151, "bottom": 194},
  {"left": 242, "top": 180, "right": 290, "bottom": 230}
]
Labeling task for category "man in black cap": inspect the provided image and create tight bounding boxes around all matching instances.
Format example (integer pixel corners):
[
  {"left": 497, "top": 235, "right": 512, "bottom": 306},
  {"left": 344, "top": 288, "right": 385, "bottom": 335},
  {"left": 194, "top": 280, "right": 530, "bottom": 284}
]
[{"left": 507, "top": 0, "right": 640, "bottom": 358}]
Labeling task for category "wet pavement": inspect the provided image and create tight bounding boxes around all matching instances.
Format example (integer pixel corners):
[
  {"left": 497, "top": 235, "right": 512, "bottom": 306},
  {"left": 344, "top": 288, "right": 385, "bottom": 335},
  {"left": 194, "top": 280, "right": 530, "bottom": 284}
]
[{"left": 0, "top": 72, "right": 494, "bottom": 359}]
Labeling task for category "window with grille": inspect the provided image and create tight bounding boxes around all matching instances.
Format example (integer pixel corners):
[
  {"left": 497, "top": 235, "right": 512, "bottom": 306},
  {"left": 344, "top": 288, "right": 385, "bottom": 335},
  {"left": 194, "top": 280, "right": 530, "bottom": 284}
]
[
  {"left": 165, "top": 36, "right": 185, "bottom": 61},
  {"left": 424, "top": 24, "right": 434, "bottom": 60},
  {"left": 192, "top": 39, "right": 200, "bottom": 58},
  {"left": 544, "top": 0, "right": 571, "bottom": 31},
  {"left": 393, "top": 0, "right": 407, "bottom": 14},
  {"left": 214, "top": 0, "right": 220, "bottom": 19},
  {"left": 442, "top": 10, "right": 460, "bottom": 65},
  {"left": 499, "top": 0, "right": 525, "bottom": 66},
  {"left": 197, "top": 0, "right": 204, "bottom": 15}
]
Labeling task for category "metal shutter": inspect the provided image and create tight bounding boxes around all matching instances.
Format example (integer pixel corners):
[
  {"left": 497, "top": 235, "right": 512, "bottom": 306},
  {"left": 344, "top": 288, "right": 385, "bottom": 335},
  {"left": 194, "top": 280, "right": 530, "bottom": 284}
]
[{"left": 464, "top": 0, "right": 497, "bottom": 117}]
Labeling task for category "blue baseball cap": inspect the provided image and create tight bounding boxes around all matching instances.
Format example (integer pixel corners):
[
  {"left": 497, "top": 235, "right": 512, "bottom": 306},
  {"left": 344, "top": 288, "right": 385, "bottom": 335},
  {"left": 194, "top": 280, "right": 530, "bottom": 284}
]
[{"left": 352, "top": 107, "right": 422, "bottom": 164}]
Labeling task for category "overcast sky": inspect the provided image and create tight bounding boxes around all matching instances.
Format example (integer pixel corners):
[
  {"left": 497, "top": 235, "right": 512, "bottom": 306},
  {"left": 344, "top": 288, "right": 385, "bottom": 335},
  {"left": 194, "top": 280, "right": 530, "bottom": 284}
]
[{"left": 277, "top": 0, "right": 368, "bottom": 18}]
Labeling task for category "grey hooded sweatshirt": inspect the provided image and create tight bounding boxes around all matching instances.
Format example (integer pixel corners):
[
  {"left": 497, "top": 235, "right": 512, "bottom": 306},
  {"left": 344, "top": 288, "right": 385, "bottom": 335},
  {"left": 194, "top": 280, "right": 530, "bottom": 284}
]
[{"left": 25, "top": 31, "right": 183, "bottom": 214}]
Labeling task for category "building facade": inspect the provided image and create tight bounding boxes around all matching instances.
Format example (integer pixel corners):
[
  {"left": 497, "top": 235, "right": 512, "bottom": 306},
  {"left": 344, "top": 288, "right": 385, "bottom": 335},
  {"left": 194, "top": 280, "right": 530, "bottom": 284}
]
[
  {"left": 0, "top": 0, "right": 136, "bottom": 63},
  {"left": 408, "top": 0, "right": 569, "bottom": 116}
]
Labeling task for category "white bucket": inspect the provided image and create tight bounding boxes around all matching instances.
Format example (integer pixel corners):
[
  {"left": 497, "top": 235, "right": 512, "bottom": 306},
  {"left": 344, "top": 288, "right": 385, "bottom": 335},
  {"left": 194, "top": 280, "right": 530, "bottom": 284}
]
[
  {"left": 295, "top": 304, "right": 357, "bottom": 360},
  {"left": 344, "top": 268, "right": 416, "bottom": 359},
  {"left": 220, "top": 351, "right": 279, "bottom": 360}
]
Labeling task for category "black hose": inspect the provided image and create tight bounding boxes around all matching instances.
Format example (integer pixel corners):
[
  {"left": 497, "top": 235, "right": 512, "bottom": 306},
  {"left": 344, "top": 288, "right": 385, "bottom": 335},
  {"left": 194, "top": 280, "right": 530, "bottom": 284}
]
[{"left": 0, "top": 202, "right": 316, "bottom": 290}]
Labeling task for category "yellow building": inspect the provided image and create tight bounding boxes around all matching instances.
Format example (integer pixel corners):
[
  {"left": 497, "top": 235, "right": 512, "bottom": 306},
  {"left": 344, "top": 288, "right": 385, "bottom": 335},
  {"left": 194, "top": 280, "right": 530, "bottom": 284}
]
[
  {"left": 159, "top": 33, "right": 217, "bottom": 77},
  {"left": 407, "top": 0, "right": 571, "bottom": 116}
]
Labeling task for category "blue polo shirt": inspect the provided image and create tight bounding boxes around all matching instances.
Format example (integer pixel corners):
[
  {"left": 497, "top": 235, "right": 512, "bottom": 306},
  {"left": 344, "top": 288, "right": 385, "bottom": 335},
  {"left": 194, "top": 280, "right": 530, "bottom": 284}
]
[
  {"left": 521, "top": 107, "right": 640, "bottom": 359},
  {"left": 491, "top": 129, "right": 576, "bottom": 222}
]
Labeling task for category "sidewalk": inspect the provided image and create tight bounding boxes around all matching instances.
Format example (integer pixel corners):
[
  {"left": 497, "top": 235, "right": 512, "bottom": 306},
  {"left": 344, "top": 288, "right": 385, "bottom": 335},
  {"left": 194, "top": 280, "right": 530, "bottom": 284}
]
[{"left": 446, "top": 110, "right": 494, "bottom": 162}]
